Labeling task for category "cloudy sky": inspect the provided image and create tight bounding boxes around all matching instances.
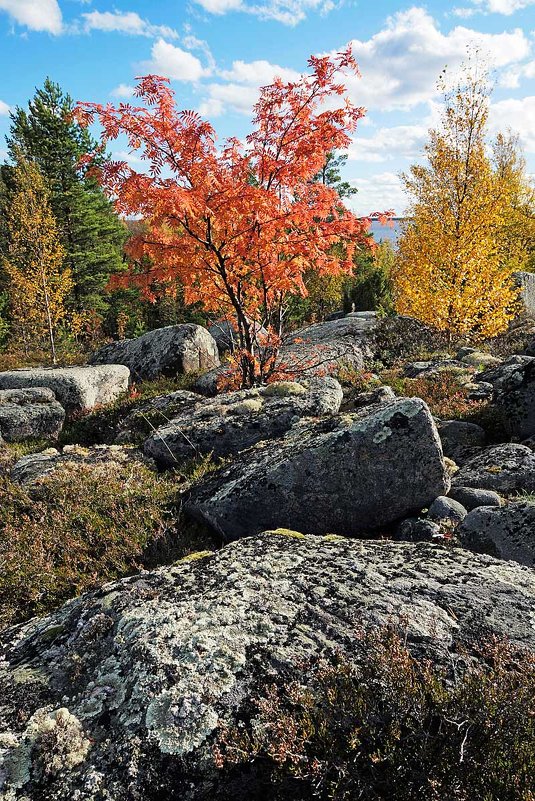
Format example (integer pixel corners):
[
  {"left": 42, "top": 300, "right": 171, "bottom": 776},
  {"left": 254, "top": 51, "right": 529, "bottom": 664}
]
[{"left": 0, "top": 0, "right": 533, "bottom": 214}]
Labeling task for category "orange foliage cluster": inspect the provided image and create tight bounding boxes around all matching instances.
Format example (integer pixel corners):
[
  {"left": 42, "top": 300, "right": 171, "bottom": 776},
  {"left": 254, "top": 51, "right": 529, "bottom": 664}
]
[{"left": 77, "top": 47, "right": 390, "bottom": 384}]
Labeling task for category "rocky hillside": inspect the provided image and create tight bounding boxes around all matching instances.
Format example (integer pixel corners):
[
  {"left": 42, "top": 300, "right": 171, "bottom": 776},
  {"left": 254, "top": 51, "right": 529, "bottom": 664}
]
[{"left": 0, "top": 315, "right": 534, "bottom": 800}]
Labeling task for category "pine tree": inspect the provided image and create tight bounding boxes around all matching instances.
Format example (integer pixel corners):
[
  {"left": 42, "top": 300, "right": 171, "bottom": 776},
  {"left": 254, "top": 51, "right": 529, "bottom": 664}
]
[
  {"left": 3, "top": 157, "right": 72, "bottom": 363},
  {"left": 6, "top": 79, "right": 126, "bottom": 314}
]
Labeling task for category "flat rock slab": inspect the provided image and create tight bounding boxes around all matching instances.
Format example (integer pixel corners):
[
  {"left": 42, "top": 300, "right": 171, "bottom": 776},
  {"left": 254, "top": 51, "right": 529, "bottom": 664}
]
[
  {"left": 452, "top": 443, "right": 535, "bottom": 496},
  {"left": 187, "top": 397, "right": 449, "bottom": 540},
  {"left": 10, "top": 444, "right": 154, "bottom": 488},
  {"left": 90, "top": 325, "right": 219, "bottom": 381},
  {"left": 0, "top": 366, "right": 130, "bottom": 414},
  {"left": 144, "top": 377, "right": 343, "bottom": 467},
  {"left": 458, "top": 502, "right": 535, "bottom": 567},
  {"left": 0, "top": 387, "right": 65, "bottom": 442},
  {"left": 0, "top": 534, "right": 533, "bottom": 801},
  {"left": 281, "top": 315, "right": 377, "bottom": 376}
]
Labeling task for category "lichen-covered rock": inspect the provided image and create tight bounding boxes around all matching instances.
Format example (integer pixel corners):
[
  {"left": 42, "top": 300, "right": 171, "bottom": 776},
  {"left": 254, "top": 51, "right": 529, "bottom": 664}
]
[
  {"left": 458, "top": 502, "right": 535, "bottom": 566},
  {"left": 186, "top": 397, "right": 449, "bottom": 540},
  {"left": 351, "top": 385, "right": 396, "bottom": 409},
  {"left": 90, "top": 325, "right": 219, "bottom": 381},
  {"left": 10, "top": 444, "right": 154, "bottom": 487},
  {"left": 0, "top": 366, "right": 130, "bottom": 415},
  {"left": 452, "top": 443, "right": 535, "bottom": 496},
  {"left": 144, "top": 377, "right": 343, "bottom": 467},
  {"left": 0, "top": 388, "right": 65, "bottom": 442},
  {"left": 0, "top": 534, "right": 533, "bottom": 800},
  {"left": 448, "top": 486, "right": 502, "bottom": 511},
  {"left": 394, "top": 517, "right": 443, "bottom": 542}
]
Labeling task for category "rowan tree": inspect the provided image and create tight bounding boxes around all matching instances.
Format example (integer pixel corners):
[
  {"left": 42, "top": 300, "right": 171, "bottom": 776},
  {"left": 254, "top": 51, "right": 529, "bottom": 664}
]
[
  {"left": 77, "top": 48, "right": 384, "bottom": 386},
  {"left": 2, "top": 157, "right": 72, "bottom": 363},
  {"left": 393, "top": 60, "right": 520, "bottom": 342}
]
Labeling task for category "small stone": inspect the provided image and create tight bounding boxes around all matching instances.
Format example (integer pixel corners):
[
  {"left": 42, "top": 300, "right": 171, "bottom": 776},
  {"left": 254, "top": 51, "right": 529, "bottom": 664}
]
[{"left": 428, "top": 495, "right": 467, "bottom": 524}]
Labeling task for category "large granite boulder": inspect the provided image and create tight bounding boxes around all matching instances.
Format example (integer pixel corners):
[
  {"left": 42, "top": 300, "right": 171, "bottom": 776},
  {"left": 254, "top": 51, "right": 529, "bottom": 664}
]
[
  {"left": 186, "top": 397, "right": 449, "bottom": 540},
  {"left": 194, "top": 316, "right": 378, "bottom": 396},
  {"left": 0, "top": 366, "right": 130, "bottom": 415},
  {"left": 90, "top": 325, "right": 219, "bottom": 382},
  {"left": 0, "top": 388, "right": 65, "bottom": 442},
  {"left": 459, "top": 502, "right": 535, "bottom": 567},
  {"left": 0, "top": 534, "right": 533, "bottom": 801},
  {"left": 280, "top": 314, "right": 377, "bottom": 377},
  {"left": 144, "top": 377, "right": 343, "bottom": 467},
  {"left": 452, "top": 443, "right": 535, "bottom": 496}
]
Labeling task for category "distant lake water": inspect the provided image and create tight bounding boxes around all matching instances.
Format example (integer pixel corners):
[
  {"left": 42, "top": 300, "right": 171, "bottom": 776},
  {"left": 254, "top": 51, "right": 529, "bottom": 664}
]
[{"left": 366, "top": 217, "right": 406, "bottom": 244}]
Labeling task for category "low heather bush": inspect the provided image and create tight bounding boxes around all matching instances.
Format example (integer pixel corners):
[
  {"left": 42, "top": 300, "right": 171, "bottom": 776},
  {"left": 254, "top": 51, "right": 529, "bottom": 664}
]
[{"left": 214, "top": 628, "right": 535, "bottom": 801}]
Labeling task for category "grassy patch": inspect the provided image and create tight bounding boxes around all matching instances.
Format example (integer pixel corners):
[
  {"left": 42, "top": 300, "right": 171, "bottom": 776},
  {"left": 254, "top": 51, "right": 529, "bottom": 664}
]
[
  {"left": 214, "top": 628, "right": 535, "bottom": 801},
  {"left": 0, "top": 457, "right": 217, "bottom": 629}
]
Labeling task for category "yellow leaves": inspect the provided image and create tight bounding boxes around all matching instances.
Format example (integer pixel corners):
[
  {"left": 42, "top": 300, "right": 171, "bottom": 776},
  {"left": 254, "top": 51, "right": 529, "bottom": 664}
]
[
  {"left": 393, "top": 63, "right": 523, "bottom": 342},
  {"left": 3, "top": 158, "right": 72, "bottom": 362}
]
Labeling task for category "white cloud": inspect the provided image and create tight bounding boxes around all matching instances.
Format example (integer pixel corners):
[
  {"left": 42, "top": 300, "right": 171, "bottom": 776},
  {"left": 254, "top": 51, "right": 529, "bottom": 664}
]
[
  {"left": 348, "top": 171, "right": 407, "bottom": 217},
  {"left": 219, "top": 59, "right": 300, "bottom": 85},
  {"left": 500, "top": 60, "right": 535, "bottom": 88},
  {"left": 199, "top": 83, "right": 259, "bottom": 117},
  {"left": 456, "top": 0, "right": 535, "bottom": 14},
  {"left": 110, "top": 84, "right": 136, "bottom": 99},
  {"left": 82, "top": 10, "right": 178, "bottom": 38},
  {"left": 344, "top": 7, "right": 531, "bottom": 111},
  {"left": 198, "top": 58, "right": 300, "bottom": 117},
  {"left": 0, "top": 0, "right": 62, "bottom": 34},
  {"left": 193, "top": 0, "right": 338, "bottom": 26},
  {"left": 144, "top": 39, "right": 209, "bottom": 82},
  {"left": 0, "top": 99, "right": 10, "bottom": 115},
  {"left": 490, "top": 95, "right": 535, "bottom": 152},
  {"left": 348, "top": 123, "right": 429, "bottom": 163}
]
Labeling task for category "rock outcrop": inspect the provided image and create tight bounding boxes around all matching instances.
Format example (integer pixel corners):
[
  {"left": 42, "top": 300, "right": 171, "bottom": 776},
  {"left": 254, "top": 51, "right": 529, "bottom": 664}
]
[
  {"left": 0, "top": 388, "right": 65, "bottom": 442},
  {"left": 144, "top": 377, "right": 343, "bottom": 467},
  {"left": 0, "top": 533, "right": 533, "bottom": 801},
  {"left": 186, "top": 397, "right": 449, "bottom": 539},
  {"left": 90, "top": 325, "right": 219, "bottom": 381},
  {"left": 0, "top": 366, "right": 130, "bottom": 414},
  {"left": 459, "top": 502, "right": 535, "bottom": 566}
]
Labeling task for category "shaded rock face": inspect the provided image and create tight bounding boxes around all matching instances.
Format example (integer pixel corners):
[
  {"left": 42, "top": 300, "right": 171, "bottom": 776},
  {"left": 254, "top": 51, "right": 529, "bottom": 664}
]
[
  {"left": 459, "top": 502, "right": 535, "bottom": 567},
  {"left": 488, "top": 357, "right": 535, "bottom": 440},
  {"left": 90, "top": 325, "right": 219, "bottom": 382},
  {"left": 0, "top": 534, "right": 534, "bottom": 801},
  {"left": 144, "top": 378, "right": 343, "bottom": 468},
  {"left": 10, "top": 444, "right": 154, "bottom": 488},
  {"left": 452, "top": 443, "right": 535, "bottom": 496},
  {"left": 0, "top": 366, "right": 130, "bottom": 415},
  {"left": 0, "top": 388, "right": 65, "bottom": 442},
  {"left": 437, "top": 419, "right": 486, "bottom": 465},
  {"left": 186, "top": 397, "right": 449, "bottom": 540}
]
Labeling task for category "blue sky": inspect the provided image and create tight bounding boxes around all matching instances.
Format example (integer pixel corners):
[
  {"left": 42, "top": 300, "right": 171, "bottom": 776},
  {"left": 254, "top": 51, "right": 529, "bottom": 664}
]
[{"left": 0, "top": 0, "right": 534, "bottom": 214}]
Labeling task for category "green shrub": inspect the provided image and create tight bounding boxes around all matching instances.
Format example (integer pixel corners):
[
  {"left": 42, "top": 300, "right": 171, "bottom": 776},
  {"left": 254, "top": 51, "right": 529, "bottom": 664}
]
[
  {"left": 0, "top": 459, "right": 216, "bottom": 628},
  {"left": 214, "top": 628, "right": 535, "bottom": 801}
]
